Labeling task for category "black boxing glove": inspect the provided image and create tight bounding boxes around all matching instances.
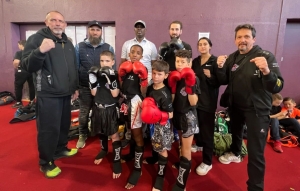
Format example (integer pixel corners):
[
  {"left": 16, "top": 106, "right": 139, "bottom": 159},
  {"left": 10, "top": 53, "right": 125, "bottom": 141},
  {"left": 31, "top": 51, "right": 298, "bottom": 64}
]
[
  {"left": 158, "top": 42, "right": 170, "bottom": 61},
  {"left": 168, "top": 38, "right": 184, "bottom": 50},
  {"left": 100, "top": 66, "right": 118, "bottom": 90},
  {"left": 88, "top": 66, "right": 100, "bottom": 89}
]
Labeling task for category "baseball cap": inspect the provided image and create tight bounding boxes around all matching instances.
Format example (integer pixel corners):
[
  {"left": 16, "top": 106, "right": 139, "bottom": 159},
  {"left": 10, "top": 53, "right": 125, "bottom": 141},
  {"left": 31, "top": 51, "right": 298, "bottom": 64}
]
[
  {"left": 134, "top": 20, "right": 146, "bottom": 28},
  {"left": 87, "top": 20, "right": 102, "bottom": 29}
]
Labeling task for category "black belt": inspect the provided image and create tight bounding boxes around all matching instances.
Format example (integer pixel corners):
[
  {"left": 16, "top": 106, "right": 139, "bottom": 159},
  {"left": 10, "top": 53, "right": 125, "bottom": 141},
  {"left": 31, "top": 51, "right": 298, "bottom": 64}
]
[{"left": 95, "top": 103, "right": 116, "bottom": 109}]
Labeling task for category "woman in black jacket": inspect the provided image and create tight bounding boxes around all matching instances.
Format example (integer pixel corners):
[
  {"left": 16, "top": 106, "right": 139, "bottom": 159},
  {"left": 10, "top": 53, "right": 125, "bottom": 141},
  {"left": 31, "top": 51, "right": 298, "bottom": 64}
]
[{"left": 191, "top": 37, "right": 220, "bottom": 176}]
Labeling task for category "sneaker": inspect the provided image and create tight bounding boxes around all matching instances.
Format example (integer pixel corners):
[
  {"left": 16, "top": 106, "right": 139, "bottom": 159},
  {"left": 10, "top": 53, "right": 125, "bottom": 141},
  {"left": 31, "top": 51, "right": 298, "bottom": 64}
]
[
  {"left": 191, "top": 144, "right": 203, "bottom": 153},
  {"left": 273, "top": 140, "right": 283, "bottom": 153},
  {"left": 40, "top": 161, "right": 61, "bottom": 178},
  {"left": 11, "top": 102, "right": 23, "bottom": 108},
  {"left": 219, "top": 152, "right": 241, "bottom": 164},
  {"left": 121, "top": 139, "right": 130, "bottom": 148},
  {"left": 196, "top": 162, "right": 212, "bottom": 176},
  {"left": 54, "top": 148, "right": 78, "bottom": 160},
  {"left": 76, "top": 134, "right": 87, "bottom": 148}
]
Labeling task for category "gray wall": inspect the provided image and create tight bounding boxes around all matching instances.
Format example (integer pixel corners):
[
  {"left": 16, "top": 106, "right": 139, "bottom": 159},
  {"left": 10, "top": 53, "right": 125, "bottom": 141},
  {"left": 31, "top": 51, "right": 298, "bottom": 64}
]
[{"left": 1, "top": 0, "right": 299, "bottom": 103}]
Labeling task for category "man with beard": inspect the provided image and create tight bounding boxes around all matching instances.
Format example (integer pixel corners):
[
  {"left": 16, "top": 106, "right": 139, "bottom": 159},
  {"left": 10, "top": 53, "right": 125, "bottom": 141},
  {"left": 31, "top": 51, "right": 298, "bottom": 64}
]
[
  {"left": 75, "top": 20, "right": 115, "bottom": 149},
  {"left": 120, "top": 20, "right": 157, "bottom": 149},
  {"left": 22, "top": 11, "right": 79, "bottom": 178}
]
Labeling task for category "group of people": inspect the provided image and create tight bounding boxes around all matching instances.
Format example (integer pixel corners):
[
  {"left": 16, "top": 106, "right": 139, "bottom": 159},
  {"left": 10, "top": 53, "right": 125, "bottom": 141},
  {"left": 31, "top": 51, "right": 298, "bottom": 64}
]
[{"left": 19, "top": 10, "right": 286, "bottom": 191}]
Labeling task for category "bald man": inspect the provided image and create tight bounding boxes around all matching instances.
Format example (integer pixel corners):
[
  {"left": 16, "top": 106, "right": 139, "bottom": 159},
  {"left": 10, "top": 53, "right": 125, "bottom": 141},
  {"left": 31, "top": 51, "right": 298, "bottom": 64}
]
[{"left": 22, "top": 11, "right": 79, "bottom": 178}]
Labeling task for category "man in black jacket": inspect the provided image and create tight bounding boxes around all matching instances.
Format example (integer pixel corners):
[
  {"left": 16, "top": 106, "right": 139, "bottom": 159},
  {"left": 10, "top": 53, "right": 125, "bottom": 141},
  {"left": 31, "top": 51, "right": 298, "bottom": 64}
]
[
  {"left": 216, "top": 24, "right": 284, "bottom": 191},
  {"left": 75, "top": 20, "right": 115, "bottom": 149},
  {"left": 22, "top": 11, "right": 79, "bottom": 178}
]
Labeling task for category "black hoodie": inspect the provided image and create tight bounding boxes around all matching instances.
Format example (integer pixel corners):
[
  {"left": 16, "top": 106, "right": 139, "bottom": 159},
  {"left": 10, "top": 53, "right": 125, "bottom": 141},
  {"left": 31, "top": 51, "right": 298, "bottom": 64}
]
[
  {"left": 22, "top": 27, "right": 79, "bottom": 97},
  {"left": 192, "top": 55, "right": 220, "bottom": 113}
]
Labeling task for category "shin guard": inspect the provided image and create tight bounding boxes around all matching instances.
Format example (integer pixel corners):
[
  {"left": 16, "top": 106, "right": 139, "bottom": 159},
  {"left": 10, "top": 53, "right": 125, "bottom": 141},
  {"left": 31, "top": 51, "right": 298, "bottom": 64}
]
[
  {"left": 128, "top": 145, "right": 144, "bottom": 185},
  {"left": 154, "top": 154, "right": 168, "bottom": 190},
  {"left": 112, "top": 141, "right": 122, "bottom": 174},
  {"left": 172, "top": 156, "right": 191, "bottom": 191},
  {"left": 99, "top": 134, "right": 108, "bottom": 152}
]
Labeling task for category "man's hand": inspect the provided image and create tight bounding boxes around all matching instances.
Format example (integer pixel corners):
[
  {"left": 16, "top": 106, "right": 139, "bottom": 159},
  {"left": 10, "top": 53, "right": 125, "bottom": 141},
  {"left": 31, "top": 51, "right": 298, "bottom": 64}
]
[
  {"left": 203, "top": 69, "right": 211, "bottom": 78},
  {"left": 71, "top": 90, "right": 79, "bottom": 101},
  {"left": 217, "top": 55, "right": 227, "bottom": 68},
  {"left": 250, "top": 57, "right": 270, "bottom": 75},
  {"left": 39, "top": 38, "right": 55, "bottom": 53}
]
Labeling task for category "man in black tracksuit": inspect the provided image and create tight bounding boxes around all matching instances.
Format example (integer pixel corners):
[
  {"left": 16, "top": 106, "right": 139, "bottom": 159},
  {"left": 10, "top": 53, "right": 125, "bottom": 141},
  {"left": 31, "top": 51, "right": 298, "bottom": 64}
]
[
  {"left": 22, "top": 11, "right": 79, "bottom": 178},
  {"left": 216, "top": 24, "right": 284, "bottom": 191}
]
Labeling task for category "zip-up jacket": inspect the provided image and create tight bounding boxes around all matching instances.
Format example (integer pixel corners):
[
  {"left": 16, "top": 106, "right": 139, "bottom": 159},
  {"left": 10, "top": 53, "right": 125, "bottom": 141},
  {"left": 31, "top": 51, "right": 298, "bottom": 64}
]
[
  {"left": 22, "top": 27, "right": 79, "bottom": 97},
  {"left": 75, "top": 40, "right": 115, "bottom": 87},
  {"left": 216, "top": 45, "right": 284, "bottom": 116},
  {"left": 192, "top": 55, "right": 220, "bottom": 113}
]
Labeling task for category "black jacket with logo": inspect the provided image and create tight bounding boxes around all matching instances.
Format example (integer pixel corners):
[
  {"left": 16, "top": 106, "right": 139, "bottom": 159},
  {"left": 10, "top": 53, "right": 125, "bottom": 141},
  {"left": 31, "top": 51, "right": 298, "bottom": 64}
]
[
  {"left": 22, "top": 27, "right": 79, "bottom": 97},
  {"left": 217, "top": 45, "right": 284, "bottom": 116},
  {"left": 192, "top": 55, "right": 220, "bottom": 113}
]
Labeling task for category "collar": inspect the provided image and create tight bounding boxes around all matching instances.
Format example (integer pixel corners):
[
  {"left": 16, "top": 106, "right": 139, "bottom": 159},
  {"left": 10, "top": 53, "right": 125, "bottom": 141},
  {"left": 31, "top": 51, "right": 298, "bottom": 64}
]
[{"left": 133, "top": 37, "right": 147, "bottom": 43}]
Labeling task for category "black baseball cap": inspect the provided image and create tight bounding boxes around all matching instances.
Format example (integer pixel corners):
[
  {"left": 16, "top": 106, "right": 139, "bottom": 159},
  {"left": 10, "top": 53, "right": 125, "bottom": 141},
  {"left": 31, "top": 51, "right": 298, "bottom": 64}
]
[{"left": 87, "top": 20, "right": 102, "bottom": 29}]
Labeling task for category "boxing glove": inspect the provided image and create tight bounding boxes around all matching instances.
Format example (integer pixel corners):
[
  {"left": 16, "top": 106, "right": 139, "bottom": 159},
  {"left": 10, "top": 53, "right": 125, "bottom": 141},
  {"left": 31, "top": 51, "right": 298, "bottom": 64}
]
[
  {"left": 168, "top": 38, "right": 184, "bottom": 50},
  {"left": 133, "top": 61, "right": 148, "bottom": 87},
  {"left": 118, "top": 61, "right": 133, "bottom": 81},
  {"left": 88, "top": 66, "right": 100, "bottom": 89},
  {"left": 141, "top": 97, "right": 169, "bottom": 125},
  {"left": 100, "top": 66, "right": 118, "bottom": 90},
  {"left": 168, "top": 71, "right": 181, "bottom": 94},
  {"left": 180, "top": 68, "right": 196, "bottom": 94},
  {"left": 158, "top": 42, "right": 170, "bottom": 61}
]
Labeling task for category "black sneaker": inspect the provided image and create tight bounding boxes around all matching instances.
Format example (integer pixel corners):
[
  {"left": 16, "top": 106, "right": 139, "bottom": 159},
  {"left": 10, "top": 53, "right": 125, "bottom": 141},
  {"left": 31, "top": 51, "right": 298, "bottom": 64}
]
[
  {"left": 53, "top": 148, "right": 78, "bottom": 160},
  {"left": 11, "top": 102, "right": 23, "bottom": 108},
  {"left": 40, "top": 161, "right": 61, "bottom": 178}
]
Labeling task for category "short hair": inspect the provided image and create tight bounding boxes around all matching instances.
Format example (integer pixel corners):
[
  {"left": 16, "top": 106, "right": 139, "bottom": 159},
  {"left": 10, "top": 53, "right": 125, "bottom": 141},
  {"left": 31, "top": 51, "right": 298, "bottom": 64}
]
[
  {"left": 169, "top": 20, "right": 183, "bottom": 30},
  {"left": 152, "top": 60, "right": 169, "bottom": 74},
  {"left": 18, "top": 40, "right": 26, "bottom": 46},
  {"left": 175, "top": 50, "right": 192, "bottom": 63},
  {"left": 46, "top": 11, "right": 64, "bottom": 19},
  {"left": 130, "top": 44, "right": 144, "bottom": 54},
  {"left": 100, "top": 50, "right": 114, "bottom": 60},
  {"left": 235, "top": 24, "right": 256, "bottom": 38},
  {"left": 283, "top": 97, "right": 296, "bottom": 104},
  {"left": 272, "top": 93, "right": 283, "bottom": 101},
  {"left": 198, "top": 37, "right": 212, "bottom": 47}
]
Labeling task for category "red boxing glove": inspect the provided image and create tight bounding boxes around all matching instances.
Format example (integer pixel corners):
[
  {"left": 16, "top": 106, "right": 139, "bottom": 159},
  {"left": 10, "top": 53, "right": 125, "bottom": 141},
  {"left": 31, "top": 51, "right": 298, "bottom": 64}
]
[
  {"left": 168, "top": 71, "right": 181, "bottom": 94},
  {"left": 180, "top": 68, "right": 196, "bottom": 94},
  {"left": 118, "top": 61, "right": 133, "bottom": 81},
  {"left": 133, "top": 61, "right": 148, "bottom": 87},
  {"left": 141, "top": 97, "right": 169, "bottom": 125}
]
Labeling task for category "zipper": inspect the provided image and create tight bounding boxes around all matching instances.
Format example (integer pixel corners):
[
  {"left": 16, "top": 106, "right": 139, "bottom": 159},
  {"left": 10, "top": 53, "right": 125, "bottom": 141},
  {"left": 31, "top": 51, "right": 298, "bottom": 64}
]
[{"left": 62, "top": 42, "right": 71, "bottom": 93}]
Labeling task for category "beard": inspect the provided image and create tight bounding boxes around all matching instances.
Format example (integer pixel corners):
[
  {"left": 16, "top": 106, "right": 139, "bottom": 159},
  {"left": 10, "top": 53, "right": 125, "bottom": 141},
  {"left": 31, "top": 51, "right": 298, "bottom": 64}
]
[
  {"left": 170, "top": 35, "right": 180, "bottom": 39},
  {"left": 89, "top": 36, "right": 101, "bottom": 45}
]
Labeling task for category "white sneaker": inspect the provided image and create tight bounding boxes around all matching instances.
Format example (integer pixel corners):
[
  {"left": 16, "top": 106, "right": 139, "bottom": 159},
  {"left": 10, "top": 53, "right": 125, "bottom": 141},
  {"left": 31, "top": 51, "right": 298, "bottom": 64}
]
[
  {"left": 196, "top": 162, "right": 212, "bottom": 176},
  {"left": 219, "top": 152, "right": 241, "bottom": 164},
  {"left": 191, "top": 144, "right": 203, "bottom": 153}
]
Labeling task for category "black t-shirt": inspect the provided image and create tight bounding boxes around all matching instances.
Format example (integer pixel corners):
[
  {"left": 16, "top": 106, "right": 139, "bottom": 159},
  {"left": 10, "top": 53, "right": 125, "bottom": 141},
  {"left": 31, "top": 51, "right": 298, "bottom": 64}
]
[
  {"left": 146, "top": 84, "right": 173, "bottom": 112},
  {"left": 270, "top": 105, "right": 281, "bottom": 115},
  {"left": 121, "top": 71, "right": 141, "bottom": 97},
  {"left": 163, "top": 41, "right": 192, "bottom": 71},
  {"left": 94, "top": 73, "right": 120, "bottom": 105},
  {"left": 231, "top": 52, "right": 254, "bottom": 110},
  {"left": 13, "top": 50, "right": 22, "bottom": 69},
  {"left": 173, "top": 77, "right": 201, "bottom": 114}
]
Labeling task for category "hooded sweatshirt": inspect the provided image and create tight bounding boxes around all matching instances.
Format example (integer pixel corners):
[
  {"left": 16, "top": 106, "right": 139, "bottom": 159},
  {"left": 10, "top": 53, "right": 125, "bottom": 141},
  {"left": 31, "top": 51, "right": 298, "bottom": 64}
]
[{"left": 22, "top": 27, "right": 79, "bottom": 97}]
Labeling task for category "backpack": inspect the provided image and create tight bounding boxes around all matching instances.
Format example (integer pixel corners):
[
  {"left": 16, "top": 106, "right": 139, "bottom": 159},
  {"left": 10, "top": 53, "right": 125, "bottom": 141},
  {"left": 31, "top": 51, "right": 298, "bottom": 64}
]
[
  {"left": 213, "top": 132, "right": 248, "bottom": 157},
  {"left": 214, "top": 112, "right": 229, "bottom": 134},
  {"left": 279, "top": 129, "right": 298, "bottom": 147}
]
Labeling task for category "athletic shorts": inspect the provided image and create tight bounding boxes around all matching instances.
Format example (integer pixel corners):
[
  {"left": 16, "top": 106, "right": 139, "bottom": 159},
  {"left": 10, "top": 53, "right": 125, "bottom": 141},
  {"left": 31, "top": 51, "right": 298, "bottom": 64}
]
[
  {"left": 120, "top": 94, "right": 143, "bottom": 129},
  {"left": 173, "top": 109, "right": 199, "bottom": 138},
  {"left": 150, "top": 120, "right": 173, "bottom": 153}
]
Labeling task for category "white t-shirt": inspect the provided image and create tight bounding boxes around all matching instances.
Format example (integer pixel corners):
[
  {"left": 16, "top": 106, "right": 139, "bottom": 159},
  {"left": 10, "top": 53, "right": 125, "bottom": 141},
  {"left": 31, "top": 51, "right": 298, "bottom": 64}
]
[{"left": 121, "top": 37, "right": 157, "bottom": 81}]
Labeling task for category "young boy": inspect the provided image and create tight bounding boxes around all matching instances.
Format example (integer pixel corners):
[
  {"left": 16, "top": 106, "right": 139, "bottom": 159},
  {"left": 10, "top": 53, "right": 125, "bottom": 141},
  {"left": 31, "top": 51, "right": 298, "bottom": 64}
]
[
  {"left": 279, "top": 97, "right": 300, "bottom": 139},
  {"left": 118, "top": 44, "right": 148, "bottom": 189},
  {"left": 168, "top": 50, "right": 200, "bottom": 190},
  {"left": 269, "top": 93, "right": 284, "bottom": 153},
  {"left": 140, "top": 60, "right": 173, "bottom": 191},
  {"left": 88, "top": 50, "right": 122, "bottom": 179}
]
